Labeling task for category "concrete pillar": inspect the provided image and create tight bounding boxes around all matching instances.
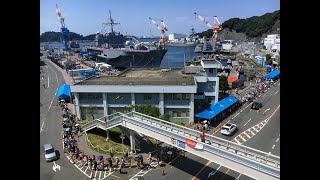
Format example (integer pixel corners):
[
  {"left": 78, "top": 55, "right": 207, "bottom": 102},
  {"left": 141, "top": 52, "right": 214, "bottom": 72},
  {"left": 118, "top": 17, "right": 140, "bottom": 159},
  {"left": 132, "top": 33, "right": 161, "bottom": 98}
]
[
  {"left": 189, "top": 93, "right": 194, "bottom": 123},
  {"left": 103, "top": 93, "right": 108, "bottom": 116},
  {"left": 106, "top": 129, "right": 109, "bottom": 141},
  {"left": 159, "top": 93, "right": 164, "bottom": 115},
  {"left": 74, "top": 93, "right": 81, "bottom": 119},
  {"left": 215, "top": 77, "right": 219, "bottom": 103},
  {"left": 129, "top": 129, "right": 136, "bottom": 153},
  {"left": 131, "top": 93, "right": 135, "bottom": 108}
]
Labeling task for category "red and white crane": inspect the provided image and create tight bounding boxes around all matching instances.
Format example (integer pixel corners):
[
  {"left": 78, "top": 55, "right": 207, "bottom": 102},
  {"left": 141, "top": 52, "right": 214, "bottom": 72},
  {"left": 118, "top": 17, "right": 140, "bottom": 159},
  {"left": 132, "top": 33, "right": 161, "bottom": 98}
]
[
  {"left": 149, "top": 17, "right": 168, "bottom": 44},
  {"left": 194, "top": 12, "right": 222, "bottom": 42}
]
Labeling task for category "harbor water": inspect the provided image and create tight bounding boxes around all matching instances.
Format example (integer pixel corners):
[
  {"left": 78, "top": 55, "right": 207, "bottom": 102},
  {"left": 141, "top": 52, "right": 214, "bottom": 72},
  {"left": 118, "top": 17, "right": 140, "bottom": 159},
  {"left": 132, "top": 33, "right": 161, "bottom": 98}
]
[{"left": 41, "top": 39, "right": 201, "bottom": 68}]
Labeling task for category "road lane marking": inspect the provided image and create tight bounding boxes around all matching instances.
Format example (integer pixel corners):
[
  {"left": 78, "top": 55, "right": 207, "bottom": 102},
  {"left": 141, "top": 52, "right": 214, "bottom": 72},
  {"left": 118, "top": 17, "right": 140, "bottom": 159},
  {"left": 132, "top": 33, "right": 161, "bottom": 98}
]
[
  {"left": 47, "top": 75, "right": 50, "bottom": 88},
  {"left": 52, "top": 161, "right": 61, "bottom": 172},
  {"left": 235, "top": 173, "right": 242, "bottom": 180},
  {"left": 239, "top": 136, "right": 246, "bottom": 142},
  {"left": 94, "top": 170, "right": 98, "bottom": 178},
  {"left": 129, "top": 167, "right": 153, "bottom": 180},
  {"left": 272, "top": 145, "right": 275, "bottom": 149},
  {"left": 98, "top": 171, "right": 102, "bottom": 180},
  {"left": 244, "top": 118, "right": 251, "bottom": 126},
  {"left": 40, "top": 88, "right": 58, "bottom": 133},
  {"left": 192, "top": 161, "right": 211, "bottom": 180},
  {"left": 47, "top": 62, "right": 60, "bottom": 85},
  {"left": 234, "top": 138, "right": 241, "bottom": 144},
  {"left": 244, "top": 132, "right": 251, "bottom": 139},
  {"left": 232, "top": 105, "right": 280, "bottom": 144},
  {"left": 220, "top": 168, "right": 230, "bottom": 180},
  {"left": 274, "top": 90, "right": 278, "bottom": 95},
  {"left": 240, "top": 103, "right": 252, "bottom": 113},
  {"left": 207, "top": 165, "right": 221, "bottom": 179},
  {"left": 232, "top": 112, "right": 240, "bottom": 119},
  {"left": 250, "top": 109, "right": 252, "bottom": 112},
  {"left": 275, "top": 138, "right": 279, "bottom": 142},
  {"left": 249, "top": 129, "right": 255, "bottom": 135}
]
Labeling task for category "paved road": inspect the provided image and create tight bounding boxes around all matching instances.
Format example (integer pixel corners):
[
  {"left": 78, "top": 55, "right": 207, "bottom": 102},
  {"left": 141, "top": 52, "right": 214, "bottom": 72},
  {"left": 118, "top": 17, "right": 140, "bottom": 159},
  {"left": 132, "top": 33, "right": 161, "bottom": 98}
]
[
  {"left": 212, "top": 81, "right": 280, "bottom": 153},
  {"left": 142, "top": 151, "right": 255, "bottom": 180},
  {"left": 40, "top": 55, "right": 85, "bottom": 180},
  {"left": 242, "top": 109, "right": 280, "bottom": 156}
]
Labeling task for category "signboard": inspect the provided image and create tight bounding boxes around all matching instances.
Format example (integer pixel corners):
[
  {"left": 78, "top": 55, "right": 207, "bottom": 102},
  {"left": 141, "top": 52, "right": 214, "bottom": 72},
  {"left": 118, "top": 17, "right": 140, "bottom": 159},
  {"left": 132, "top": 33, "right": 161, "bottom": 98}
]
[
  {"left": 177, "top": 140, "right": 185, "bottom": 149},
  {"left": 185, "top": 139, "right": 203, "bottom": 150}
]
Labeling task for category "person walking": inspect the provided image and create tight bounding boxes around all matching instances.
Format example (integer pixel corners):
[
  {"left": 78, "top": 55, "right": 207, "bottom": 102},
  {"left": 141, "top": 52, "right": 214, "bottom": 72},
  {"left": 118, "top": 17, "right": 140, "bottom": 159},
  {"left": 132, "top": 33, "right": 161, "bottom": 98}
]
[{"left": 200, "top": 132, "right": 205, "bottom": 143}]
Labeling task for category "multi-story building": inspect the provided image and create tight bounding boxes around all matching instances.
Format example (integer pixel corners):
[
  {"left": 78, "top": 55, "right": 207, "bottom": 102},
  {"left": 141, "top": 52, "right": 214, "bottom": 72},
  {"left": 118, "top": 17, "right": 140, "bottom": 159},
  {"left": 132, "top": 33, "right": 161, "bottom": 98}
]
[
  {"left": 70, "top": 58, "right": 222, "bottom": 123},
  {"left": 263, "top": 34, "right": 280, "bottom": 53}
]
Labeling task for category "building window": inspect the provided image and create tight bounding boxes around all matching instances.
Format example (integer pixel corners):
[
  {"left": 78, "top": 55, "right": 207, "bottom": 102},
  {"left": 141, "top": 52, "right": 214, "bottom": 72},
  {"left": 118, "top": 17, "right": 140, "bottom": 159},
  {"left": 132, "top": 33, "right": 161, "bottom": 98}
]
[
  {"left": 115, "top": 94, "right": 124, "bottom": 101},
  {"left": 175, "top": 94, "right": 182, "bottom": 100},
  {"left": 185, "top": 94, "right": 191, "bottom": 100},
  {"left": 144, "top": 94, "right": 152, "bottom": 101}
]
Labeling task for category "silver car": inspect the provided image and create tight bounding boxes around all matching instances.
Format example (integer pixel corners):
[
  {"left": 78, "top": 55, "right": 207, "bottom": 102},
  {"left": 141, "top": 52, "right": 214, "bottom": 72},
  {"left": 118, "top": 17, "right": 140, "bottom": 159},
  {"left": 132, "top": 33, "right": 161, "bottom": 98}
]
[
  {"left": 43, "top": 144, "right": 57, "bottom": 162},
  {"left": 221, "top": 123, "right": 237, "bottom": 136}
]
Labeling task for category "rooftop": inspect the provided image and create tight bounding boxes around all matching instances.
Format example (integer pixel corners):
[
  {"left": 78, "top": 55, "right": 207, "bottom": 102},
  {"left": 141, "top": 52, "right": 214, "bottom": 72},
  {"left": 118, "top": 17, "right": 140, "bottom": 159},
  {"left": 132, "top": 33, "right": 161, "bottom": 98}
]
[{"left": 75, "top": 68, "right": 195, "bottom": 86}]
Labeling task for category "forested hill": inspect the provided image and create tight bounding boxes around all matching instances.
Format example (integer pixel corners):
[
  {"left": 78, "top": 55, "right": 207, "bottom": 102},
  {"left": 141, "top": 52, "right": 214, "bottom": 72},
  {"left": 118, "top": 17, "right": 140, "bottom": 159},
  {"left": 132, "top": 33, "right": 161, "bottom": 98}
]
[
  {"left": 196, "top": 10, "right": 280, "bottom": 41},
  {"left": 40, "top": 31, "right": 95, "bottom": 42}
]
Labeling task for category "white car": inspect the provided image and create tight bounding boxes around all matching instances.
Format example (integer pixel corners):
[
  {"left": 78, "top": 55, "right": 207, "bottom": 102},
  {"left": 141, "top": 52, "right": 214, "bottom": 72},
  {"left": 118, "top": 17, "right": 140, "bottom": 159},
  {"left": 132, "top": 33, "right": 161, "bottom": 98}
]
[
  {"left": 221, "top": 123, "right": 237, "bottom": 136},
  {"left": 43, "top": 144, "right": 57, "bottom": 162}
]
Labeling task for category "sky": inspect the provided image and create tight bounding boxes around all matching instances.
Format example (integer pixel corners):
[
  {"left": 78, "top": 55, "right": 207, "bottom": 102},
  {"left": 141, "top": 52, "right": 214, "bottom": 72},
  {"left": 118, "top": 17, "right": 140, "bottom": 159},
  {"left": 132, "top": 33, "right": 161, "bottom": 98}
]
[{"left": 40, "top": 0, "right": 280, "bottom": 36}]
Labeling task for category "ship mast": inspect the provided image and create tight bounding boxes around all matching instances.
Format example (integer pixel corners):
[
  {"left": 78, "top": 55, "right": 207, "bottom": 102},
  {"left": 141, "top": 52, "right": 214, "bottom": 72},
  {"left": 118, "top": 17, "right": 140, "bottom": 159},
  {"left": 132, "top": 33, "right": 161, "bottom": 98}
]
[{"left": 105, "top": 10, "right": 120, "bottom": 34}]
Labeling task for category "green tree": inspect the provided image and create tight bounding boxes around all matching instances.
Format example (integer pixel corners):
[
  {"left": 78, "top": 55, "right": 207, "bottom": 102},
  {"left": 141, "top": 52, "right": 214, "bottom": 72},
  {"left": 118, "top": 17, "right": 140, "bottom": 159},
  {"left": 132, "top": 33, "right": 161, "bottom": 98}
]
[
  {"left": 85, "top": 106, "right": 98, "bottom": 120},
  {"left": 266, "top": 54, "right": 272, "bottom": 65},
  {"left": 159, "top": 113, "right": 171, "bottom": 121},
  {"left": 131, "top": 105, "right": 160, "bottom": 118},
  {"left": 219, "top": 75, "right": 231, "bottom": 93},
  {"left": 197, "top": 10, "right": 280, "bottom": 38}
]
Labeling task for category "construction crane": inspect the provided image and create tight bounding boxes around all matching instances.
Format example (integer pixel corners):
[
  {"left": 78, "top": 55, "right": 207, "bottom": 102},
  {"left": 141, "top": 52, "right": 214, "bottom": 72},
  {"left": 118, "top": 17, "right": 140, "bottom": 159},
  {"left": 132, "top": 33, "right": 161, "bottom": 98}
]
[
  {"left": 194, "top": 12, "right": 222, "bottom": 42},
  {"left": 149, "top": 17, "right": 168, "bottom": 44},
  {"left": 56, "top": 3, "right": 69, "bottom": 50}
]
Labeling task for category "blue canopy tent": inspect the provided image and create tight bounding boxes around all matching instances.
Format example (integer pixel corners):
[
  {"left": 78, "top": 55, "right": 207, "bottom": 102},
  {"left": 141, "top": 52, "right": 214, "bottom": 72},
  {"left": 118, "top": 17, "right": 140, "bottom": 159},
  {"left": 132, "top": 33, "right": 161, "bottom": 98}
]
[
  {"left": 195, "top": 96, "right": 239, "bottom": 120},
  {"left": 264, "top": 69, "right": 280, "bottom": 79},
  {"left": 57, "top": 84, "right": 71, "bottom": 99}
]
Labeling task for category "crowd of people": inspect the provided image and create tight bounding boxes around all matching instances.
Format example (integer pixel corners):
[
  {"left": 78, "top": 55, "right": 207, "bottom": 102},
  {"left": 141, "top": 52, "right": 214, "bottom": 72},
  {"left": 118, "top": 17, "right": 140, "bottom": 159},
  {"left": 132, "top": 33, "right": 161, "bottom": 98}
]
[
  {"left": 240, "top": 78, "right": 277, "bottom": 103},
  {"left": 57, "top": 98, "right": 155, "bottom": 177}
]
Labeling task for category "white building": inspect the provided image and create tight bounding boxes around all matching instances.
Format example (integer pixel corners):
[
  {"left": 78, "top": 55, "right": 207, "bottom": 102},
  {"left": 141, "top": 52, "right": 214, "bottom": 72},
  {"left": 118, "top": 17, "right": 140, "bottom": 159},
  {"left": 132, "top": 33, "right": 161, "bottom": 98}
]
[
  {"left": 168, "top": 33, "right": 187, "bottom": 41},
  {"left": 70, "top": 59, "right": 221, "bottom": 123},
  {"left": 264, "top": 34, "right": 280, "bottom": 53}
]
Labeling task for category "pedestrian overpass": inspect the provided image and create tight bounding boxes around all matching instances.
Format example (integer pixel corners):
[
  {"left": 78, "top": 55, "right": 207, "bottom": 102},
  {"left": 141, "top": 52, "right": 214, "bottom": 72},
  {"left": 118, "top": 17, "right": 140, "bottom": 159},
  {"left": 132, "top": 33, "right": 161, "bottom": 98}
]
[{"left": 82, "top": 111, "right": 280, "bottom": 180}]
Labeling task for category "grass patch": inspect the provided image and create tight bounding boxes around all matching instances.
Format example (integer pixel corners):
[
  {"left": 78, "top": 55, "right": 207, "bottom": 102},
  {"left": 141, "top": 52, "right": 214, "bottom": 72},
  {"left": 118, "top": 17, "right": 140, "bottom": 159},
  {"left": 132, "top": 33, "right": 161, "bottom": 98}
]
[
  {"left": 86, "top": 127, "right": 131, "bottom": 157},
  {"left": 109, "top": 127, "right": 122, "bottom": 133},
  {"left": 76, "top": 119, "right": 90, "bottom": 125}
]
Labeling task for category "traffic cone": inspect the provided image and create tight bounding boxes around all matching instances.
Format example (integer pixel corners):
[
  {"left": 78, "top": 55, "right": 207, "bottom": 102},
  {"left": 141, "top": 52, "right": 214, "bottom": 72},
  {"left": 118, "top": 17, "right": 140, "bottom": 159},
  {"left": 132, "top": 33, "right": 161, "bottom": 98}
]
[{"left": 162, "top": 167, "right": 165, "bottom": 176}]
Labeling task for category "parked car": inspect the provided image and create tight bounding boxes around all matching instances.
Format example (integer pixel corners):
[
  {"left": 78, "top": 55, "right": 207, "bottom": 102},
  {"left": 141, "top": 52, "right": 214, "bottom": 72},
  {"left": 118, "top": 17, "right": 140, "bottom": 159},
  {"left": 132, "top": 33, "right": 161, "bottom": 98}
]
[
  {"left": 221, "top": 123, "right": 238, "bottom": 136},
  {"left": 251, "top": 102, "right": 263, "bottom": 110},
  {"left": 43, "top": 144, "right": 57, "bottom": 162}
]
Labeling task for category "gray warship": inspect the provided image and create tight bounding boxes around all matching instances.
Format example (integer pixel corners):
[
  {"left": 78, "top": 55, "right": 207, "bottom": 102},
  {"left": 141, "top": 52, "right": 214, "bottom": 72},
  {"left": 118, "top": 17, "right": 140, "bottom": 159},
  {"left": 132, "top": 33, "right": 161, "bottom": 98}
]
[{"left": 85, "top": 10, "right": 167, "bottom": 70}]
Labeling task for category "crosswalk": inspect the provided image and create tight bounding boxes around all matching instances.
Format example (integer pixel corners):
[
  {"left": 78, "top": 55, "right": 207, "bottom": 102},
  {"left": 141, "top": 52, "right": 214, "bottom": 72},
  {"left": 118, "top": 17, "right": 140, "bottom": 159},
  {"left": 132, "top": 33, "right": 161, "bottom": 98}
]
[{"left": 65, "top": 153, "right": 115, "bottom": 180}]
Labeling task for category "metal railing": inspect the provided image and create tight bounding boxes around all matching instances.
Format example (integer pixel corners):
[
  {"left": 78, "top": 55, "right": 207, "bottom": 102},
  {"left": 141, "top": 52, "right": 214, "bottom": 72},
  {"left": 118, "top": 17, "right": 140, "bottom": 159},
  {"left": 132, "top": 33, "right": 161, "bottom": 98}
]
[{"left": 81, "top": 111, "right": 280, "bottom": 178}]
